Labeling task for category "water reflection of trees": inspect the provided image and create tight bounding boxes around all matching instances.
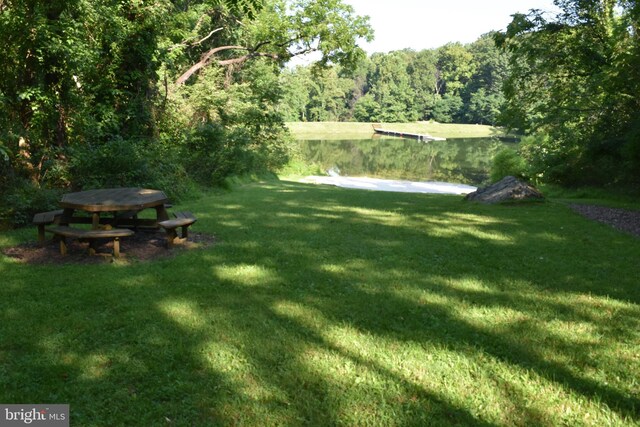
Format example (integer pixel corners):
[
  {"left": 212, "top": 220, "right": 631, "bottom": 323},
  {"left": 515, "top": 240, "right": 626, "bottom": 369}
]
[{"left": 298, "top": 138, "right": 510, "bottom": 185}]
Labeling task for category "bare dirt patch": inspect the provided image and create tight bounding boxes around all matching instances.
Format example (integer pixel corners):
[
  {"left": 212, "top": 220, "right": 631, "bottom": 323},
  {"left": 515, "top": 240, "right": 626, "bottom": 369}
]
[{"left": 2, "top": 230, "right": 216, "bottom": 265}]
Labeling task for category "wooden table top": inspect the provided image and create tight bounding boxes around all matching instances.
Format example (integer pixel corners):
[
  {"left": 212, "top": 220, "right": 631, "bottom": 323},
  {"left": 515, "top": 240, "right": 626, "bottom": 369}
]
[{"left": 59, "top": 188, "right": 169, "bottom": 212}]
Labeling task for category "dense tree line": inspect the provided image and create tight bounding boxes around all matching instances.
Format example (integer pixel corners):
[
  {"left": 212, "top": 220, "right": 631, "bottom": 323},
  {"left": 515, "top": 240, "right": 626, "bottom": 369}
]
[
  {"left": 278, "top": 34, "right": 509, "bottom": 125},
  {"left": 0, "top": 0, "right": 372, "bottom": 226},
  {"left": 497, "top": 0, "right": 640, "bottom": 187}
]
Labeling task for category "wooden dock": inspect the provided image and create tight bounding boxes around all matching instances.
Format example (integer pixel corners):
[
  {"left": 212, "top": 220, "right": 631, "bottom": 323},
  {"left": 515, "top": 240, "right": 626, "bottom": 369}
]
[{"left": 373, "top": 127, "right": 446, "bottom": 142}]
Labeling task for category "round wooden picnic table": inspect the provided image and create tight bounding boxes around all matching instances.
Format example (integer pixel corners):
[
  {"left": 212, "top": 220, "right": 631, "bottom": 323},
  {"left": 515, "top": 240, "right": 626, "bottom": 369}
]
[{"left": 59, "top": 187, "right": 170, "bottom": 229}]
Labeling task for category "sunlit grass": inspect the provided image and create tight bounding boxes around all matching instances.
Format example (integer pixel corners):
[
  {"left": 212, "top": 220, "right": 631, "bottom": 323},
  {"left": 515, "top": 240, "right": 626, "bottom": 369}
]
[{"left": 1, "top": 181, "right": 639, "bottom": 425}]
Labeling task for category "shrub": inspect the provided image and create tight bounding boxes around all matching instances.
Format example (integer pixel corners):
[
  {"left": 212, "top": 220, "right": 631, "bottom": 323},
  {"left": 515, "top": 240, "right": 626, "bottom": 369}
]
[
  {"left": 0, "top": 180, "right": 62, "bottom": 228},
  {"left": 518, "top": 132, "right": 600, "bottom": 186},
  {"left": 66, "top": 136, "right": 198, "bottom": 203},
  {"left": 67, "top": 137, "right": 149, "bottom": 190},
  {"left": 490, "top": 148, "right": 528, "bottom": 183},
  {"left": 182, "top": 122, "right": 290, "bottom": 186}
]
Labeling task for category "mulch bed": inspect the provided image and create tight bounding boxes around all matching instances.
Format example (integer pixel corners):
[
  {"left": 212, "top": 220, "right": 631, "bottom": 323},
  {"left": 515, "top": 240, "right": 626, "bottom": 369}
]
[
  {"left": 2, "top": 229, "right": 216, "bottom": 265},
  {"left": 569, "top": 204, "right": 640, "bottom": 238}
]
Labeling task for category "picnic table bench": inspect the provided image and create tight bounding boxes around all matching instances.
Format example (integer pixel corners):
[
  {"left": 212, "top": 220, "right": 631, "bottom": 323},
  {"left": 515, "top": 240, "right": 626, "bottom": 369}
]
[
  {"left": 46, "top": 225, "right": 134, "bottom": 258},
  {"left": 158, "top": 211, "right": 197, "bottom": 248},
  {"left": 33, "top": 209, "right": 64, "bottom": 245}
]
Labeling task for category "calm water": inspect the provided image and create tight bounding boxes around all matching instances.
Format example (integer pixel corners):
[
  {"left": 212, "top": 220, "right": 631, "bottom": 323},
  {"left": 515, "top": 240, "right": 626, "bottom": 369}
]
[{"left": 296, "top": 137, "right": 517, "bottom": 186}]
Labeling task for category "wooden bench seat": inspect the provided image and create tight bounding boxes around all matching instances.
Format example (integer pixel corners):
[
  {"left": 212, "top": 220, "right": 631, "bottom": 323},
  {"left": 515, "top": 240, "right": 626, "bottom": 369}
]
[
  {"left": 46, "top": 225, "right": 134, "bottom": 257},
  {"left": 158, "top": 211, "right": 197, "bottom": 248},
  {"left": 33, "top": 209, "right": 64, "bottom": 245}
]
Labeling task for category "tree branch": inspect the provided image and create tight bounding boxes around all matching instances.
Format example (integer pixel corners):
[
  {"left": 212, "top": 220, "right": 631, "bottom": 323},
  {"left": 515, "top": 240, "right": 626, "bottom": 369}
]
[
  {"left": 175, "top": 45, "right": 247, "bottom": 85},
  {"left": 169, "top": 27, "right": 224, "bottom": 52},
  {"left": 217, "top": 51, "right": 280, "bottom": 67},
  {"left": 286, "top": 47, "right": 317, "bottom": 58},
  {"left": 174, "top": 38, "right": 318, "bottom": 85},
  {"left": 192, "top": 27, "right": 224, "bottom": 47}
]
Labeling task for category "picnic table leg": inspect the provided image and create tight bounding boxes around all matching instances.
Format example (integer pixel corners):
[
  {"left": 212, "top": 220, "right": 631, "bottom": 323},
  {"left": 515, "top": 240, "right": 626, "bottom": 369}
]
[
  {"left": 37, "top": 225, "right": 46, "bottom": 245},
  {"left": 88, "top": 239, "right": 97, "bottom": 256},
  {"left": 155, "top": 205, "right": 170, "bottom": 223},
  {"left": 113, "top": 237, "right": 121, "bottom": 258},
  {"left": 91, "top": 212, "right": 100, "bottom": 229},
  {"left": 59, "top": 237, "right": 68, "bottom": 255},
  {"left": 60, "top": 208, "right": 75, "bottom": 226},
  {"left": 166, "top": 229, "right": 178, "bottom": 248}
]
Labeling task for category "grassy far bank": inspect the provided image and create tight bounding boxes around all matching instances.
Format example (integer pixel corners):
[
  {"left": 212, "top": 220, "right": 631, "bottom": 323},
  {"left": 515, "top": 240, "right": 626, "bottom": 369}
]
[
  {"left": 286, "top": 121, "right": 513, "bottom": 140},
  {"left": 1, "top": 181, "right": 639, "bottom": 426}
]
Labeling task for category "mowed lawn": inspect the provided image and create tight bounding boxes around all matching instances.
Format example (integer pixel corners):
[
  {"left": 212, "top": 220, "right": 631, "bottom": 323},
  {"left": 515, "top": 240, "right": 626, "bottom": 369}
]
[
  {"left": 286, "top": 121, "right": 511, "bottom": 140},
  {"left": 1, "top": 180, "right": 639, "bottom": 426}
]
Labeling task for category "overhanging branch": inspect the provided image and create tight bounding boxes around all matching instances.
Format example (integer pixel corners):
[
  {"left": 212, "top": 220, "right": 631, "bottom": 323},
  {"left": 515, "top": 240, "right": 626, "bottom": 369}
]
[{"left": 175, "top": 45, "right": 247, "bottom": 85}]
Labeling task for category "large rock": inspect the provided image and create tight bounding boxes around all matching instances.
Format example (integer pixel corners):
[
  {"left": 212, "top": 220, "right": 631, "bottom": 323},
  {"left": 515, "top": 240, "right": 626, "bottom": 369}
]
[{"left": 464, "top": 176, "right": 544, "bottom": 204}]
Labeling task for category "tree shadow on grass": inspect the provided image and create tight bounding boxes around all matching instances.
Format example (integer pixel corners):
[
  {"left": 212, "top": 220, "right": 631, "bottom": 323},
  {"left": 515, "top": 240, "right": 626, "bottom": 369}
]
[
  {"left": 194, "top": 181, "right": 640, "bottom": 419},
  {"left": 1, "top": 180, "right": 639, "bottom": 425}
]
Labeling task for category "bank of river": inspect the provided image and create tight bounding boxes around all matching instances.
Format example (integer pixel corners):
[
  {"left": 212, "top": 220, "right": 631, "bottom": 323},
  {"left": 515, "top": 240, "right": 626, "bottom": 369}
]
[{"left": 299, "top": 175, "right": 477, "bottom": 195}]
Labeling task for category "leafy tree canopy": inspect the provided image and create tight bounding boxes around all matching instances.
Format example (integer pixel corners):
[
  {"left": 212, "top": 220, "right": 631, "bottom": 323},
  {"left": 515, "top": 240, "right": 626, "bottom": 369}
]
[
  {"left": 0, "top": 0, "right": 373, "bottom": 226},
  {"left": 171, "top": 0, "right": 373, "bottom": 84},
  {"left": 496, "top": 0, "right": 640, "bottom": 186}
]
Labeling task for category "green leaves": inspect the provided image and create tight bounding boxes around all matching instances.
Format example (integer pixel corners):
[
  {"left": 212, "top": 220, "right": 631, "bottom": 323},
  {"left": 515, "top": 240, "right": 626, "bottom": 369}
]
[
  {"left": 498, "top": 0, "right": 640, "bottom": 185},
  {"left": 0, "top": 144, "right": 9, "bottom": 162},
  {"left": 490, "top": 148, "right": 528, "bottom": 183},
  {"left": 256, "top": 0, "right": 372, "bottom": 68},
  {"left": 0, "top": 0, "right": 375, "bottom": 225},
  {"left": 214, "top": 0, "right": 264, "bottom": 19}
]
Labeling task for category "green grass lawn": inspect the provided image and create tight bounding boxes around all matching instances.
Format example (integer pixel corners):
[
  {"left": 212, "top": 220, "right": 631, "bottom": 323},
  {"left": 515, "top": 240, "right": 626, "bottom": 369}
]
[
  {"left": 1, "top": 181, "right": 639, "bottom": 426},
  {"left": 286, "top": 121, "right": 513, "bottom": 140}
]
